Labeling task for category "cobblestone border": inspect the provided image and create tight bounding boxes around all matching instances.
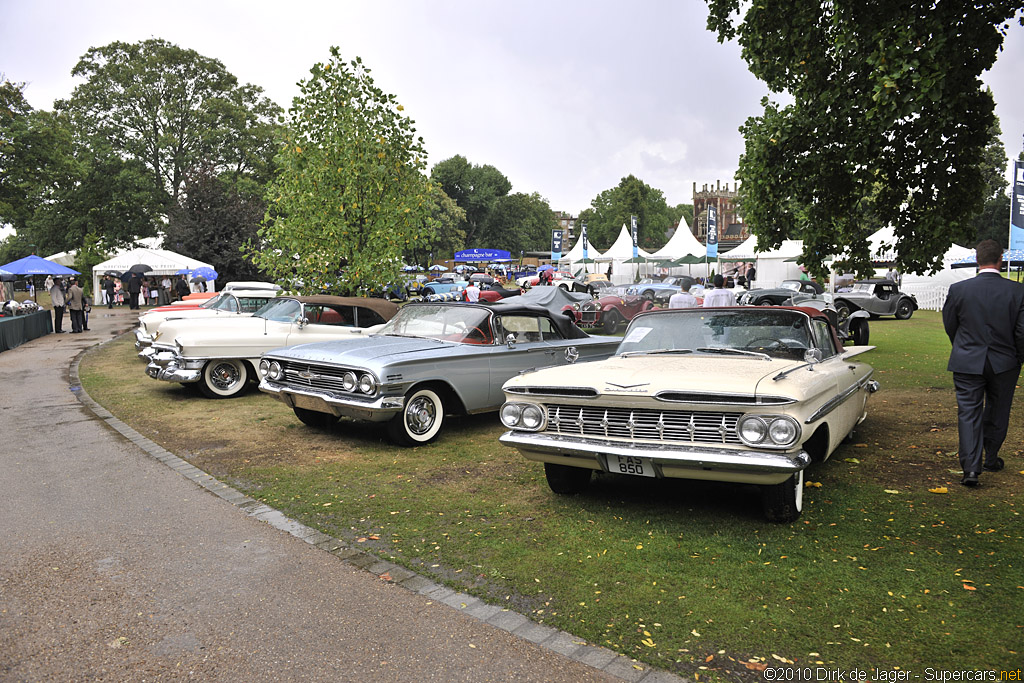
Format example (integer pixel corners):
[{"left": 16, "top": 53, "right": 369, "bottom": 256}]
[{"left": 70, "top": 333, "right": 688, "bottom": 683}]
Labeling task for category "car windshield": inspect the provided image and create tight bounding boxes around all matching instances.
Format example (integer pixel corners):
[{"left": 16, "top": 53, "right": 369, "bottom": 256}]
[
  {"left": 851, "top": 283, "right": 874, "bottom": 293},
  {"left": 780, "top": 281, "right": 801, "bottom": 292},
  {"left": 208, "top": 294, "right": 239, "bottom": 312},
  {"left": 379, "top": 304, "right": 494, "bottom": 344},
  {"left": 617, "top": 309, "right": 813, "bottom": 360},
  {"left": 254, "top": 298, "right": 303, "bottom": 323},
  {"left": 199, "top": 293, "right": 227, "bottom": 309}
]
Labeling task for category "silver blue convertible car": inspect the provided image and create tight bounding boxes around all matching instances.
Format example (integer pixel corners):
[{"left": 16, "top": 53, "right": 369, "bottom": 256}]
[{"left": 258, "top": 301, "right": 620, "bottom": 446}]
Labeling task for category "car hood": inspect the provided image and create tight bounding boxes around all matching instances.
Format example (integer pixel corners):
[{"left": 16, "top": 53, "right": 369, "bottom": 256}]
[
  {"left": 504, "top": 354, "right": 820, "bottom": 400},
  {"left": 265, "top": 334, "right": 456, "bottom": 365},
  {"left": 151, "top": 315, "right": 268, "bottom": 343}
]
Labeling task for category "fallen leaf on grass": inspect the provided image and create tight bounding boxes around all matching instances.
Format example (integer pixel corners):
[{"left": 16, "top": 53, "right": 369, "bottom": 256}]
[
  {"left": 744, "top": 661, "right": 768, "bottom": 672},
  {"left": 884, "top": 489, "right": 900, "bottom": 494},
  {"left": 963, "top": 584, "right": 977, "bottom": 591},
  {"left": 804, "top": 481, "right": 822, "bottom": 488},
  {"left": 929, "top": 487, "right": 949, "bottom": 494},
  {"left": 845, "top": 458, "right": 861, "bottom": 464}
]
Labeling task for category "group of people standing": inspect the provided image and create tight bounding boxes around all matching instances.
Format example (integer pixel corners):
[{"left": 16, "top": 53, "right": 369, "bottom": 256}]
[
  {"left": 47, "top": 276, "right": 89, "bottom": 334},
  {"left": 667, "top": 273, "right": 736, "bottom": 309}
]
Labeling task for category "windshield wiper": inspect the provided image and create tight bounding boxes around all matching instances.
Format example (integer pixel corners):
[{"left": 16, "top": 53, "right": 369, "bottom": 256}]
[
  {"left": 695, "top": 347, "right": 771, "bottom": 361},
  {"left": 620, "top": 349, "right": 695, "bottom": 357}
]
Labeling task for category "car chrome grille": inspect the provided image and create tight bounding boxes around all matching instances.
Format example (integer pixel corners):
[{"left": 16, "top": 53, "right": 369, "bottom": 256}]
[
  {"left": 277, "top": 361, "right": 357, "bottom": 393},
  {"left": 544, "top": 404, "right": 743, "bottom": 445}
]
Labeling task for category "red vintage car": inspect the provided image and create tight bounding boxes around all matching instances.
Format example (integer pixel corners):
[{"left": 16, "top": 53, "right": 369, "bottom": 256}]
[{"left": 569, "top": 293, "right": 656, "bottom": 334}]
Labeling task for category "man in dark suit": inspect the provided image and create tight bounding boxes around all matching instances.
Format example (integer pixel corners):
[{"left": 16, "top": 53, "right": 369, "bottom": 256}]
[{"left": 943, "top": 240, "right": 1024, "bottom": 486}]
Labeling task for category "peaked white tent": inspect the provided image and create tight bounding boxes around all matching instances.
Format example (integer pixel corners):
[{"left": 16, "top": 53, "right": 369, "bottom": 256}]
[
  {"left": 597, "top": 224, "right": 653, "bottom": 285},
  {"left": 648, "top": 217, "right": 704, "bottom": 261},
  {"left": 719, "top": 238, "right": 805, "bottom": 287},
  {"left": 91, "top": 247, "right": 215, "bottom": 301},
  {"left": 558, "top": 233, "right": 604, "bottom": 277}
]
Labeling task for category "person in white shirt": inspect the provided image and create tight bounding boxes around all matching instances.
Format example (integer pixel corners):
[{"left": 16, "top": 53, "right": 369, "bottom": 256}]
[
  {"left": 702, "top": 274, "right": 737, "bottom": 307},
  {"left": 465, "top": 280, "right": 480, "bottom": 302},
  {"left": 668, "top": 282, "right": 699, "bottom": 308}
]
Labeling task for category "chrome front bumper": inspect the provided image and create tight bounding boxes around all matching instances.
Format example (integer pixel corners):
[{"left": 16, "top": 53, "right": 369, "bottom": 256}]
[
  {"left": 499, "top": 431, "right": 811, "bottom": 485},
  {"left": 259, "top": 380, "right": 405, "bottom": 422},
  {"left": 145, "top": 350, "right": 201, "bottom": 383},
  {"left": 134, "top": 328, "right": 154, "bottom": 350}
]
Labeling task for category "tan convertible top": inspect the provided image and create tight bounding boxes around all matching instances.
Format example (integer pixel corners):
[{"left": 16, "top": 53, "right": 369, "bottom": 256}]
[{"left": 292, "top": 295, "right": 399, "bottom": 320}]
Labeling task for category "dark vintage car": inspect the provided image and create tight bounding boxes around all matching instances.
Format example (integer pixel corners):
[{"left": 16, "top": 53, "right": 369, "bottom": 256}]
[
  {"left": 499, "top": 306, "right": 879, "bottom": 522},
  {"left": 738, "top": 279, "right": 829, "bottom": 306},
  {"left": 570, "top": 293, "right": 656, "bottom": 334},
  {"left": 258, "top": 301, "right": 620, "bottom": 446},
  {"left": 833, "top": 279, "right": 918, "bottom": 320}
]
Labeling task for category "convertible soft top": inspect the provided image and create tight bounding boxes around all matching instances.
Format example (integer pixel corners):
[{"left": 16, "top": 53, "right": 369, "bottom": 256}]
[{"left": 401, "top": 299, "right": 592, "bottom": 340}]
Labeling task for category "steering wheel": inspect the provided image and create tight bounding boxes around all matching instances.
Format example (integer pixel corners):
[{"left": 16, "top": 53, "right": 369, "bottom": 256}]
[
  {"left": 464, "top": 326, "right": 490, "bottom": 344},
  {"left": 746, "top": 337, "right": 789, "bottom": 350}
]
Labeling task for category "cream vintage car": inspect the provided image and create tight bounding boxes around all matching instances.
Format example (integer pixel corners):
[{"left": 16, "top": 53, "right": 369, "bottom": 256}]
[
  {"left": 142, "top": 296, "right": 398, "bottom": 399},
  {"left": 499, "top": 306, "right": 879, "bottom": 522},
  {"left": 134, "top": 286, "right": 284, "bottom": 351}
]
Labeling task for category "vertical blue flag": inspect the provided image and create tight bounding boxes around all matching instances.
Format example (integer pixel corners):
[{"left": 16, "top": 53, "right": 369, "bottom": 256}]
[
  {"left": 551, "top": 230, "right": 563, "bottom": 261},
  {"left": 706, "top": 205, "right": 719, "bottom": 258},
  {"left": 1011, "top": 160, "right": 1024, "bottom": 252},
  {"left": 581, "top": 223, "right": 589, "bottom": 260},
  {"left": 631, "top": 215, "right": 638, "bottom": 259}
]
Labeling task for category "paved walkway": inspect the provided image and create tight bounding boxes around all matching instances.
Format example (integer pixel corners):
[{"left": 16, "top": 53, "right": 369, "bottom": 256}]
[{"left": 0, "top": 306, "right": 684, "bottom": 682}]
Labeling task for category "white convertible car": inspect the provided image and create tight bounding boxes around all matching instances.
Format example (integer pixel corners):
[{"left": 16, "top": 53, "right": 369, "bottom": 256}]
[
  {"left": 142, "top": 296, "right": 398, "bottom": 398},
  {"left": 499, "top": 306, "right": 879, "bottom": 522},
  {"left": 135, "top": 286, "right": 284, "bottom": 351}
]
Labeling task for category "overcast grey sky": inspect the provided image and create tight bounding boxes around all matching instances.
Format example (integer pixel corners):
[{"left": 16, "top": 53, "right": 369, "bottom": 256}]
[{"left": 2, "top": 1, "right": 1023, "bottom": 219}]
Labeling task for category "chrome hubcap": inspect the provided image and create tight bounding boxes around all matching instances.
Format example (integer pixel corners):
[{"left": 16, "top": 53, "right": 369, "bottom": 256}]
[{"left": 406, "top": 397, "right": 436, "bottom": 435}]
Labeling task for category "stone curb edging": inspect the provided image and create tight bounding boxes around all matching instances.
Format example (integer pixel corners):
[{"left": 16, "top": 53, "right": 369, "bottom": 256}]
[{"left": 69, "top": 332, "right": 689, "bottom": 683}]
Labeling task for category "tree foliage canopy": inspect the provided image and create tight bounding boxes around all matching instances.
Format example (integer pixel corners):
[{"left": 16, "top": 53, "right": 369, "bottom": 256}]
[
  {"left": 166, "top": 167, "right": 268, "bottom": 284},
  {"left": 249, "top": 49, "right": 436, "bottom": 295},
  {"left": 59, "top": 38, "right": 282, "bottom": 206},
  {"left": 706, "top": 1, "right": 1024, "bottom": 276},
  {"left": 480, "top": 192, "right": 557, "bottom": 255},
  {"left": 430, "top": 155, "right": 512, "bottom": 247},
  {"left": 577, "top": 175, "right": 677, "bottom": 250}
]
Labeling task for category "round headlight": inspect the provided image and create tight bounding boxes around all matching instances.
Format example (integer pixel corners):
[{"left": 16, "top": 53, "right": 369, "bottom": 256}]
[
  {"left": 768, "top": 417, "right": 798, "bottom": 445},
  {"left": 500, "top": 403, "right": 523, "bottom": 427},
  {"left": 259, "top": 359, "right": 270, "bottom": 377},
  {"left": 739, "top": 416, "right": 768, "bottom": 444},
  {"left": 573, "top": 303, "right": 581, "bottom": 311},
  {"left": 358, "top": 373, "right": 377, "bottom": 394},
  {"left": 342, "top": 372, "right": 357, "bottom": 392},
  {"left": 269, "top": 361, "right": 282, "bottom": 381},
  {"left": 521, "top": 404, "right": 544, "bottom": 430}
]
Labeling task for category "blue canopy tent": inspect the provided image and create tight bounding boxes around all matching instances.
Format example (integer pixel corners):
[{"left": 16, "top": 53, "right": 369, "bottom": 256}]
[
  {"left": 951, "top": 249, "right": 1024, "bottom": 269},
  {"left": 0, "top": 255, "right": 80, "bottom": 301}
]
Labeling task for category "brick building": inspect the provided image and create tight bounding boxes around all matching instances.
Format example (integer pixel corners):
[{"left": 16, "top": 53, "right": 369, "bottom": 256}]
[{"left": 692, "top": 181, "right": 747, "bottom": 251}]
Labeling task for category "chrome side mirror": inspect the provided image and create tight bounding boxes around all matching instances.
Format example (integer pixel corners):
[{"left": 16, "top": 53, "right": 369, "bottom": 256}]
[
  {"left": 505, "top": 333, "right": 516, "bottom": 348},
  {"left": 803, "top": 348, "right": 823, "bottom": 364},
  {"left": 297, "top": 316, "right": 309, "bottom": 329}
]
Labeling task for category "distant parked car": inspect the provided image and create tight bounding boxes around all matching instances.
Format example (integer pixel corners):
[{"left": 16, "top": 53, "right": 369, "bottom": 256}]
[
  {"left": 135, "top": 289, "right": 283, "bottom": 350},
  {"left": 625, "top": 276, "right": 688, "bottom": 303},
  {"left": 738, "top": 279, "right": 830, "bottom": 306},
  {"left": 832, "top": 279, "right": 918, "bottom": 321},
  {"left": 570, "top": 293, "right": 656, "bottom": 334}
]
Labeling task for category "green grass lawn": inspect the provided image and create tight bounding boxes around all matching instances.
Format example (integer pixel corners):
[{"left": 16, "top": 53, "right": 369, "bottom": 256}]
[{"left": 80, "top": 310, "right": 1023, "bottom": 681}]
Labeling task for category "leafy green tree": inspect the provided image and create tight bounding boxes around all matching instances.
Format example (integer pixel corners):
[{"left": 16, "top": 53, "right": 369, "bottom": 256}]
[
  {"left": 430, "top": 155, "right": 512, "bottom": 247},
  {"left": 59, "top": 38, "right": 282, "bottom": 205},
  {"left": 248, "top": 49, "right": 435, "bottom": 295},
  {"left": 968, "top": 121, "right": 1014, "bottom": 246},
  {"left": 577, "top": 175, "right": 675, "bottom": 249},
  {"left": 0, "top": 80, "right": 76, "bottom": 235},
  {"left": 673, "top": 204, "right": 695, "bottom": 231},
  {"left": 480, "top": 192, "right": 557, "bottom": 254},
  {"left": 166, "top": 167, "right": 267, "bottom": 285},
  {"left": 405, "top": 186, "right": 466, "bottom": 268},
  {"left": 26, "top": 146, "right": 164, "bottom": 255},
  {"left": 705, "top": 1, "right": 1024, "bottom": 277}
]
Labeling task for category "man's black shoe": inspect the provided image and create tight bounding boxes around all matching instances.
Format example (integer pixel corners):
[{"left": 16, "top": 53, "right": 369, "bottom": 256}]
[
  {"left": 961, "top": 471, "right": 980, "bottom": 486},
  {"left": 982, "top": 457, "right": 1004, "bottom": 472}
]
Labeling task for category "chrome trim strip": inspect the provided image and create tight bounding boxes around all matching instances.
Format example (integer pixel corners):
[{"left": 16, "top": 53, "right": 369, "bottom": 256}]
[
  {"left": 804, "top": 371, "right": 876, "bottom": 424},
  {"left": 654, "top": 391, "right": 796, "bottom": 406},
  {"left": 499, "top": 431, "right": 810, "bottom": 474},
  {"left": 258, "top": 380, "right": 398, "bottom": 419}
]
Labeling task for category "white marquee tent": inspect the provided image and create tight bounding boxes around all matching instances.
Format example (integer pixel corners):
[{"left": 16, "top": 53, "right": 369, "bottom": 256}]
[
  {"left": 91, "top": 247, "right": 215, "bottom": 301},
  {"left": 598, "top": 224, "right": 653, "bottom": 285},
  {"left": 558, "top": 233, "right": 604, "bottom": 277},
  {"left": 648, "top": 217, "right": 704, "bottom": 261},
  {"left": 718, "top": 237, "right": 805, "bottom": 287}
]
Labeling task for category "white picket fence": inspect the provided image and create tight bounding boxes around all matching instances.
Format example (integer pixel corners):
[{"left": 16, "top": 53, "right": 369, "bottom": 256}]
[{"left": 900, "top": 283, "right": 949, "bottom": 311}]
